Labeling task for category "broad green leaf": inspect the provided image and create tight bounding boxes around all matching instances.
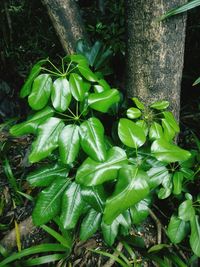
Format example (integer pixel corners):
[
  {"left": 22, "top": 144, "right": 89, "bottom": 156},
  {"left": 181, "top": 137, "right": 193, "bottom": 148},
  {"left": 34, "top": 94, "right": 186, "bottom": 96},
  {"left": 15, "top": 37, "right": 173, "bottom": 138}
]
[
  {"left": 101, "top": 218, "right": 119, "bottom": 246},
  {"left": 97, "top": 79, "right": 111, "bottom": 91},
  {"left": 162, "top": 111, "right": 180, "bottom": 133},
  {"left": 173, "top": 172, "right": 184, "bottom": 195},
  {"left": 103, "top": 166, "right": 149, "bottom": 224},
  {"left": 131, "top": 97, "right": 145, "bottom": 110},
  {"left": 27, "top": 164, "right": 69, "bottom": 187},
  {"left": 88, "top": 89, "right": 120, "bottom": 113},
  {"left": 162, "top": 118, "right": 176, "bottom": 141},
  {"left": 20, "top": 59, "right": 47, "bottom": 98},
  {"left": 151, "top": 139, "right": 191, "bottom": 163},
  {"left": 126, "top": 107, "right": 142, "bottom": 119},
  {"left": 51, "top": 77, "right": 71, "bottom": 112},
  {"left": 158, "top": 186, "right": 172, "bottom": 199},
  {"left": 78, "top": 64, "right": 98, "bottom": 82},
  {"left": 81, "top": 185, "right": 107, "bottom": 212},
  {"left": 69, "top": 73, "right": 86, "bottom": 101},
  {"left": 118, "top": 118, "right": 146, "bottom": 148},
  {"left": 135, "top": 120, "right": 148, "bottom": 136},
  {"left": 178, "top": 200, "right": 195, "bottom": 221},
  {"left": 69, "top": 54, "right": 88, "bottom": 65},
  {"left": 29, "top": 117, "right": 65, "bottom": 163},
  {"left": 130, "top": 199, "right": 150, "bottom": 225},
  {"left": 59, "top": 124, "right": 80, "bottom": 164},
  {"left": 76, "top": 146, "right": 127, "bottom": 186},
  {"left": 79, "top": 117, "right": 107, "bottom": 162},
  {"left": 180, "top": 167, "right": 194, "bottom": 179},
  {"left": 28, "top": 74, "right": 52, "bottom": 110},
  {"left": 149, "top": 122, "right": 164, "bottom": 140},
  {"left": 80, "top": 209, "right": 102, "bottom": 241},
  {"left": 150, "top": 101, "right": 169, "bottom": 110},
  {"left": 60, "top": 182, "right": 84, "bottom": 229},
  {"left": 167, "top": 215, "right": 188, "bottom": 244},
  {"left": 9, "top": 106, "right": 54, "bottom": 136},
  {"left": 147, "top": 166, "right": 169, "bottom": 189},
  {"left": 118, "top": 211, "right": 132, "bottom": 236},
  {"left": 190, "top": 215, "right": 200, "bottom": 257},
  {"left": 32, "top": 179, "right": 69, "bottom": 225}
]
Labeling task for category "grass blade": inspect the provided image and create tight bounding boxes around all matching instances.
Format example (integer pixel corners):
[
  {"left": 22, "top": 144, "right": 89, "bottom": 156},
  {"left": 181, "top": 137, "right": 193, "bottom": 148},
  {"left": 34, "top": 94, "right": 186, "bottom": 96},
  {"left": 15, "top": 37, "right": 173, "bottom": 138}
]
[{"left": 24, "top": 253, "right": 66, "bottom": 266}]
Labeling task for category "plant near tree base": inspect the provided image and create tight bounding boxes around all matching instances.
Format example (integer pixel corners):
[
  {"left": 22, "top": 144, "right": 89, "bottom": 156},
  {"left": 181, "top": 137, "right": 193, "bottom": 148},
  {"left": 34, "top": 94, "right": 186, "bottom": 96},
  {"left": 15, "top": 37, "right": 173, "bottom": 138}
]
[{"left": 6, "top": 53, "right": 200, "bottom": 265}]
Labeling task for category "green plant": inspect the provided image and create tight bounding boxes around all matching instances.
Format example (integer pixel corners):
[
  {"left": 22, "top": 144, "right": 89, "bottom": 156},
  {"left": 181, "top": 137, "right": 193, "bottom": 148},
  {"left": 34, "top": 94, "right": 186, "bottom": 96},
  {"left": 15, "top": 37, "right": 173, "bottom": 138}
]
[{"left": 3, "top": 53, "right": 200, "bottom": 265}]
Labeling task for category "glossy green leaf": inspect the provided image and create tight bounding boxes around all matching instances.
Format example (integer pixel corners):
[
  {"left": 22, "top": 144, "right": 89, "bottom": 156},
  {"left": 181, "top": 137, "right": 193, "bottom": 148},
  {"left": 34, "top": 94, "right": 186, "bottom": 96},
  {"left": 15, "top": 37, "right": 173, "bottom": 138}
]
[
  {"left": 80, "top": 117, "right": 107, "bottom": 162},
  {"left": 81, "top": 185, "right": 107, "bottom": 212},
  {"left": 158, "top": 185, "right": 172, "bottom": 199},
  {"left": 59, "top": 124, "right": 80, "bottom": 164},
  {"left": 60, "top": 182, "right": 84, "bottom": 229},
  {"left": 103, "top": 166, "right": 149, "bottom": 224},
  {"left": 27, "top": 164, "right": 69, "bottom": 187},
  {"left": 135, "top": 120, "right": 148, "bottom": 136},
  {"left": 190, "top": 215, "right": 200, "bottom": 257},
  {"left": 162, "top": 118, "right": 176, "bottom": 141},
  {"left": 173, "top": 172, "right": 184, "bottom": 195},
  {"left": 126, "top": 107, "right": 142, "bottom": 119},
  {"left": 29, "top": 117, "right": 64, "bottom": 163},
  {"left": 97, "top": 79, "right": 111, "bottom": 91},
  {"left": 162, "top": 111, "right": 180, "bottom": 133},
  {"left": 130, "top": 199, "right": 150, "bottom": 225},
  {"left": 118, "top": 211, "right": 132, "bottom": 236},
  {"left": 78, "top": 64, "right": 98, "bottom": 82},
  {"left": 69, "top": 54, "right": 88, "bottom": 65},
  {"left": 51, "top": 77, "right": 71, "bottom": 112},
  {"left": 149, "top": 122, "right": 164, "bottom": 140},
  {"left": 69, "top": 73, "right": 86, "bottom": 101},
  {"left": 10, "top": 106, "right": 54, "bottom": 136},
  {"left": 178, "top": 200, "right": 195, "bottom": 221},
  {"left": 150, "top": 101, "right": 169, "bottom": 110},
  {"left": 20, "top": 59, "right": 47, "bottom": 98},
  {"left": 131, "top": 97, "right": 145, "bottom": 110},
  {"left": 101, "top": 218, "right": 119, "bottom": 246},
  {"left": 80, "top": 209, "right": 102, "bottom": 241},
  {"left": 118, "top": 118, "right": 146, "bottom": 148},
  {"left": 28, "top": 74, "right": 52, "bottom": 110},
  {"left": 167, "top": 215, "right": 188, "bottom": 244},
  {"left": 151, "top": 139, "right": 191, "bottom": 163},
  {"left": 32, "top": 179, "right": 69, "bottom": 225},
  {"left": 180, "top": 167, "right": 194, "bottom": 179},
  {"left": 147, "top": 166, "right": 169, "bottom": 189},
  {"left": 88, "top": 89, "right": 120, "bottom": 113},
  {"left": 76, "top": 146, "right": 127, "bottom": 186},
  {"left": 24, "top": 253, "right": 65, "bottom": 266}
]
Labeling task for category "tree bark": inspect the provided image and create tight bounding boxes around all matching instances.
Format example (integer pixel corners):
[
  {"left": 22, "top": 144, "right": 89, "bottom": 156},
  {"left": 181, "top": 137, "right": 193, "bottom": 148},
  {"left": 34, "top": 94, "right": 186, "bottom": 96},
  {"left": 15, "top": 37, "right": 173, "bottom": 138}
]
[
  {"left": 41, "top": 0, "right": 88, "bottom": 55},
  {"left": 125, "top": 0, "right": 187, "bottom": 120}
]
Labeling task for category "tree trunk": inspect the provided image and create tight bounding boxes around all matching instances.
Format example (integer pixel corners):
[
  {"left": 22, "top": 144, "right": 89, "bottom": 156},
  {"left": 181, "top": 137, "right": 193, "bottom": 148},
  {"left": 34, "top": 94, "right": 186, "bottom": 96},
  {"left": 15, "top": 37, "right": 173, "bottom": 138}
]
[
  {"left": 41, "top": 0, "right": 88, "bottom": 55},
  {"left": 125, "top": 0, "right": 187, "bottom": 120}
]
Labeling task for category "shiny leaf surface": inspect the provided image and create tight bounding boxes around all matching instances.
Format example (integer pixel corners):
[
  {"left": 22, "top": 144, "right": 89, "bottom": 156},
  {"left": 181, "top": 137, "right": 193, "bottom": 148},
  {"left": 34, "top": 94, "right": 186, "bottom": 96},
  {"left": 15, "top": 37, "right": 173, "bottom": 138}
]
[
  {"left": 29, "top": 117, "right": 65, "bottom": 163},
  {"left": 78, "top": 64, "right": 98, "bottom": 82},
  {"left": 59, "top": 124, "right": 80, "bottom": 164},
  {"left": 104, "top": 166, "right": 149, "bottom": 224},
  {"left": 130, "top": 199, "right": 150, "bottom": 225},
  {"left": 51, "top": 77, "right": 71, "bottom": 111},
  {"left": 167, "top": 215, "right": 188, "bottom": 244},
  {"left": 76, "top": 146, "right": 127, "bottom": 186},
  {"left": 60, "top": 182, "right": 84, "bottom": 229},
  {"left": 28, "top": 74, "right": 52, "bottom": 110},
  {"left": 151, "top": 139, "right": 191, "bottom": 163},
  {"left": 150, "top": 101, "right": 169, "bottom": 110},
  {"left": 173, "top": 172, "right": 184, "bottom": 195},
  {"left": 32, "top": 179, "right": 69, "bottom": 225},
  {"left": 126, "top": 107, "right": 142, "bottom": 119},
  {"left": 190, "top": 215, "right": 200, "bottom": 257},
  {"left": 118, "top": 118, "right": 146, "bottom": 148},
  {"left": 80, "top": 209, "right": 101, "bottom": 241},
  {"left": 88, "top": 89, "right": 120, "bottom": 113},
  {"left": 69, "top": 73, "right": 86, "bottom": 101},
  {"left": 10, "top": 107, "right": 54, "bottom": 136},
  {"left": 80, "top": 117, "right": 107, "bottom": 162},
  {"left": 27, "top": 164, "right": 69, "bottom": 187},
  {"left": 149, "top": 122, "right": 164, "bottom": 140},
  {"left": 178, "top": 200, "right": 195, "bottom": 221}
]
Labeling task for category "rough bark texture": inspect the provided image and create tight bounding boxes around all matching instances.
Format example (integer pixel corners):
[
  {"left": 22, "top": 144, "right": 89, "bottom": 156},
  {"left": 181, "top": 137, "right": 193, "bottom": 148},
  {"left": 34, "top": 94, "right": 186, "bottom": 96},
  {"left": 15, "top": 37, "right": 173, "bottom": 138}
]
[
  {"left": 42, "top": 0, "right": 88, "bottom": 55},
  {"left": 125, "top": 0, "right": 187, "bottom": 120}
]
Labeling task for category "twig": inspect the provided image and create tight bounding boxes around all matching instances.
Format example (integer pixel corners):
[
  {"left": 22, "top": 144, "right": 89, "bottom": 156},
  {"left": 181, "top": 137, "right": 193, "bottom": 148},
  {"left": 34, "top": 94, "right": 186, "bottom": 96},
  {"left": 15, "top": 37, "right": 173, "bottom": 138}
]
[
  {"left": 102, "top": 242, "right": 123, "bottom": 267},
  {"left": 148, "top": 208, "right": 162, "bottom": 244}
]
